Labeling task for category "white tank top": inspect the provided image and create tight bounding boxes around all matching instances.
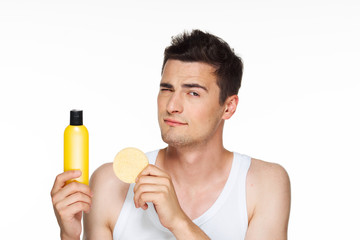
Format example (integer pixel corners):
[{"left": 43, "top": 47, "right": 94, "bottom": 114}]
[{"left": 113, "top": 150, "right": 251, "bottom": 240}]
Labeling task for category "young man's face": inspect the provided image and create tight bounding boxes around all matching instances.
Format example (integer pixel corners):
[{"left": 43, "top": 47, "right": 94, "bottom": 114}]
[{"left": 157, "top": 59, "right": 226, "bottom": 148}]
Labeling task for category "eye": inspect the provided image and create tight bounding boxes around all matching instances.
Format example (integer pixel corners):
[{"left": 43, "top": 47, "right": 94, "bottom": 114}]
[
  {"left": 189, "top": 91, "right": 200, "bottom": 97},
  {"left": 160, "top": 88, "right": 172, "bottom": 92}
]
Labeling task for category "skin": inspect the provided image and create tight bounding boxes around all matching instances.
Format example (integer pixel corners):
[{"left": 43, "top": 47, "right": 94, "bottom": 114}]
[
  {"left": 51, "top": 59, "right": 291, "bottom": 239},
  {"left": 51, "top": 170, "right": 92, "bottom": 240}
]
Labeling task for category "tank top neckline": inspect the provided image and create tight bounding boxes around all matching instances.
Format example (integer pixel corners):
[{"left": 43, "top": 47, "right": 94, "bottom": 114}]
[{"left": 145, "top": 150, "right": 241, "bottom": 233}]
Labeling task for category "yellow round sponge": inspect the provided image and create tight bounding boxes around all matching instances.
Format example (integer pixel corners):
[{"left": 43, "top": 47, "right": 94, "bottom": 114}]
[{"left": 113, "top": 147, "right": 149, "bottom": 183}]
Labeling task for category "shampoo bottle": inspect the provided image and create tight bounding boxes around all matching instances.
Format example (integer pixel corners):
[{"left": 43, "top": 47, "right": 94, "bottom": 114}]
[{"left": 64, "top": 110, "right": 89, "bottom": 185}]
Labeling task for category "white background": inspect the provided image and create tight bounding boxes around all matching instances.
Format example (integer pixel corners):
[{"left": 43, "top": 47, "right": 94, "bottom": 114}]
[{"left": 0, "top": 0, "right": 359, "bottom": 239}]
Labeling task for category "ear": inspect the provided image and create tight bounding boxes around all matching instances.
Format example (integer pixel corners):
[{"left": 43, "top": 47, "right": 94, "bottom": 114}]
[{"left": 222, "top": 95, "right": 239, "bottom": 120}]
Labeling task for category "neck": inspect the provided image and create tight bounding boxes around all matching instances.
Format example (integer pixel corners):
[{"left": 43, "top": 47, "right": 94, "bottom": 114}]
[{"left": 158, "top": 123, "right": 233, "bottom": 189}]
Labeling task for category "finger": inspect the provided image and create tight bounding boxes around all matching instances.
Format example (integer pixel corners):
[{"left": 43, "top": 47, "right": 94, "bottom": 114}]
[
  {"left": 136, "top": 197, "right": 148, "bottom": 210},
  {"left": 135, "top": 191, "right": 151, "bottom": 210},
  {"left": 55, "top": 192, "right": 92, "bottom": 213},
  {"left": 51, "top": 170, "right": 82, "bottom": 196},
  {"left": 137, "top": 192, "right": 162, "bottom": 207},
  {"left": 134, "top": 184, "right": 168, "bottom": 208},
  {"left": 137, "top": 164, "right": 169, "bottom": 180},
  {"left": 52, "top": 181, "right": 92, "bottom": 205},
  {"left": 133, "top": 175, "right": 169, "bottom": 193},
  {"left": 58, "top": 201, "right": 91, "bottom": 220}
]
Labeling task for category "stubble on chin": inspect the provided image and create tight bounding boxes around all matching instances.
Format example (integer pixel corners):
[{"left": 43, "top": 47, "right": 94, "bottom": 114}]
[{"left": 161, "top": 131, "right": 192, "bottom": 147}]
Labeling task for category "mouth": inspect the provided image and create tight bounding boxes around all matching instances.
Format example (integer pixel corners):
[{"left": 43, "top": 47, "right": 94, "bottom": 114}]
[{"left": 164, "top": 118, "right": 187, "bottom": 127}]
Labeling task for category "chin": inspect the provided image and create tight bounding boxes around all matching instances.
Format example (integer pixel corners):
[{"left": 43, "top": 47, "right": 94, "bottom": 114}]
[{"left": 161, "top": 133, "right": 192, "bottom": 147}]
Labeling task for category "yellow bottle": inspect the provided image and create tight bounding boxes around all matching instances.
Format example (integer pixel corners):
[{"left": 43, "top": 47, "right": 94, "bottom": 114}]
[{"left": 64, "top": 110, "right": 89, "bottom": 185}]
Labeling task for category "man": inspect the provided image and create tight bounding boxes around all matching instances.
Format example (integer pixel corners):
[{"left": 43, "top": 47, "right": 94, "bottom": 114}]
[{"left": 51, "top": 29, "right": 291, "bottom": 239}]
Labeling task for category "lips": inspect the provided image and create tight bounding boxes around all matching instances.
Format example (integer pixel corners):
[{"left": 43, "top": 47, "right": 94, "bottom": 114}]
[{"left": 164, "top": 118, "right": 187, "bottom": 127}]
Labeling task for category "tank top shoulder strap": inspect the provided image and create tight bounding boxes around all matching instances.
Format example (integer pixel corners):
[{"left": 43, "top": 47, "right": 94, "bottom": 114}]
[
  {"left": 234, "top": 152, "right": 251, "bottom": 177},
  {"left": 233, "top": 152, "right": 251, "bottom": 233},
  {"left": 146, "top": 149, "right": 160, "bottom": 165}
]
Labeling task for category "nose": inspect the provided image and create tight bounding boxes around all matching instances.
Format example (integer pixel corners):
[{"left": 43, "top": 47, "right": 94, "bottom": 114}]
[{"left": 166, "top": 91, "right": 183, "bottom": 114}]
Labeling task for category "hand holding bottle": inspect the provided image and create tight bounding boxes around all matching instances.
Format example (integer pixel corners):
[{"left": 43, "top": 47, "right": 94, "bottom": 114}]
[
  {"left": 51, "top": 110, "right": 91, "bottom": 239},
  {"left": 51, "top": 170, "right": 92, "bottom": 240}
]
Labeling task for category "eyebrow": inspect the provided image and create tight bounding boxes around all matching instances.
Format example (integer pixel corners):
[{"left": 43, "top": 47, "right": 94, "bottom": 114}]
[
  {"left": 160, "top": 83, "right": 174, "bottom": 89},
  {"left": 182, "top": 83, "right": 208, "bottom": 92},
  {"left": 160, "top": 82, "right": 208, "bottom": 92}
]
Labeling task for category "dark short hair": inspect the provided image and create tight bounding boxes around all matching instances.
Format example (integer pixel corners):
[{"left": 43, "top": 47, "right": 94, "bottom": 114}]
[{"left": 162, "top": 29, "right": 243, "bottom": 105}]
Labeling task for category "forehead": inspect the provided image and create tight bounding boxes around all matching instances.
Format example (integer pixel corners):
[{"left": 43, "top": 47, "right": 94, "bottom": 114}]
[{"left": 161, "top": 60, "right": 217, "bottom": 86}]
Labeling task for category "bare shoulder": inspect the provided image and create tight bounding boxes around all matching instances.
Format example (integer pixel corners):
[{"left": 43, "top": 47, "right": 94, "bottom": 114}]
[
  {"left": 247, "top": 158, "right": 290, "bottom": 187},
  {"left": 246, "top": 158, "right": 291, "bottom": 238},
  {"left": 84, "top": 162, "right": 130, "bottom": 236},
  {"left": 89, "top": 162, "right": 130, "bottom": 215},
  {"left": 90, "top": 162, "right": 129, "bottom": 192}
]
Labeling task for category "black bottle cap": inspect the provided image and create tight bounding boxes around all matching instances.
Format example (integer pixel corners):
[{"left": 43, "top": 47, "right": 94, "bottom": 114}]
[{"left": 70, "top": 110, "right": 83, "bottom": 125}]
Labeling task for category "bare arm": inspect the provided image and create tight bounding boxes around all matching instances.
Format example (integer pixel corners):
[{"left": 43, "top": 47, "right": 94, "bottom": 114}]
[
  {"left": 83, "top": 163, "right": 129, "bottom": 240},
  {"left": 245, "top": 160, "right": 291, "bottom": 240}
]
